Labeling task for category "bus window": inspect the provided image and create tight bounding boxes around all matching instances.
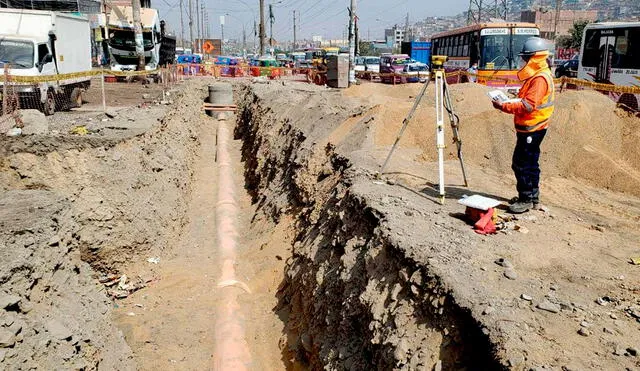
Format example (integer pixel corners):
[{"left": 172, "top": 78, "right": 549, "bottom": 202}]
[
  {"left": 480, "top": 33, "right": 510, "bottom": 70},
  {"left": 463, "top": 34, "right": 469, "bottom": 57},
  {"left": 613, "top": 28, "right": 638, "bottom": 69},
  {"left": 581, "top": 29, "right": 601, "bottom": 68}
]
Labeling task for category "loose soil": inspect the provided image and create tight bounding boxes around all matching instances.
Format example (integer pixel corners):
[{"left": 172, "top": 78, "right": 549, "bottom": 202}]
[
  {"left": 0, "top": 74, "right": 639, "bottom": 371},
  {"left": 237, "top": 79, "right": 640, "bottom": 370}
]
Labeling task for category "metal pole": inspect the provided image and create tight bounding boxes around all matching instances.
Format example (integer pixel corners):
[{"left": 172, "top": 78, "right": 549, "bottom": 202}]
[
  {"left": 131, "top": 0, "right": 145, "bottom": 70},
  {"left": 195, "top": 0, "right": 200, "bottom": 52},
  {"left": 101, "top": 68, "right": 106, "bottom": 112},
  {"left": 553, "top": 0, "right": 562, "bottom": 39},
  {"left": 293, "top": 10, "right": 296, "bottom": 51},
  {"left": 188, "top": 0, "right": 194, "bottom": 51},
  {"left": 348, "top": 0, "right": 356, "bottom": 84},
  {"left": 259, "top": 0, "right": 265, "bottom": 55},
  {"left": 179, "top": 0, "right": 185, "bottom": 48},
  {"left": 269, "top": 4, "right": 273, "bottom": 48}
]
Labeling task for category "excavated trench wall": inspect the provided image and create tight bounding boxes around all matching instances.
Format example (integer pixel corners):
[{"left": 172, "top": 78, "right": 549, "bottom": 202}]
[
  {"left": 236, "top": 84, "right": 504, "bottom": 370},
  {"left": 0, "top": 81, "right": 210, "bottom": 368}
]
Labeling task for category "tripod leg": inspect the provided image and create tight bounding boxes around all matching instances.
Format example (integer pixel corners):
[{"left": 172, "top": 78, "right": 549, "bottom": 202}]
[
  {"left": 443, "top": 79, "right": 469, "bottom": 187},
  {"left": 378, "top": 78, "right": 431, "bottom": 177},
  {"left": 435, "top": 71, "right": 446, "bottom": 204}
]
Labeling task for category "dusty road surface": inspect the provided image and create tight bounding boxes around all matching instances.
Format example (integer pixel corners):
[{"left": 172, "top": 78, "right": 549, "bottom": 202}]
[{"left": 0, "top": 74, "right": 639, "bottom": 370}]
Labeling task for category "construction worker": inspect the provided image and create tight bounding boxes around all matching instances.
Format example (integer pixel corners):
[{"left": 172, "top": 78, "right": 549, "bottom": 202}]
[{"left": 492, "top": 37, "right": 554, "bottom": 214}]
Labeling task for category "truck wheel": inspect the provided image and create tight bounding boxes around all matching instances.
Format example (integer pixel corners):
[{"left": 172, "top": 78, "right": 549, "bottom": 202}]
[
  {"left": 42, "top": 90, "right": 56, "bottom": 116},
  {"left": 70, "top": 87, "right": 83, "bottom": 108}
]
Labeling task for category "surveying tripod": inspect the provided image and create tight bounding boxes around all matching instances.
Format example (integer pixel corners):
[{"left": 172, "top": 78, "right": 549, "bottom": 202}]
[{"left": 378, "top": 55, "right": 469, "bottom": 204}]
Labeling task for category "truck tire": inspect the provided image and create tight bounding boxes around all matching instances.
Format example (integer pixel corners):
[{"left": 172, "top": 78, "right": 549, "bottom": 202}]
[
  {"left": 70, "top": 87, "right": 83, "bottom": 108},
  {"left": 42, "top": 90, "right": 56, "bottom": 116}
]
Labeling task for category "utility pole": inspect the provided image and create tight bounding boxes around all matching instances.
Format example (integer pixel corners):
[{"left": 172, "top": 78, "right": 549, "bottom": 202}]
[
  {"left": 404, "top": 12, "right": 409, "bottom": 43},
  {"left": 269, "top": 4, "right": 274, "bottom": 48},
  {"left": 293, "top": 10, "right": 296, "bottom": 51},
  {"left": 348, "top": 0, "right": 356, "bottom": 84},
  {"left": 131, "top": 0, "right": 145, "bottom": 70},
  {"left": 553, "top": 0, "right": 562, "bottom": 39},
  {"left": 195, "top": 0, "right": 200, "bottom": 52},
  {"left": 243, "top": 25, "right": 246, "bottom": 55},
  {"left": 259, "top": 0, "right": 265, "bottom": 55},
  {"left": 188, "top": 0, "right": 194, "bottom": 51},
  {"left": 221, "top": 15, "right": 225, "bottom": 54},
  {"left": 179, "top": 0, "right": 185, "bottom": 48},
  {"left": 201, "top": 3, "right": 205, "bottom": 43}
]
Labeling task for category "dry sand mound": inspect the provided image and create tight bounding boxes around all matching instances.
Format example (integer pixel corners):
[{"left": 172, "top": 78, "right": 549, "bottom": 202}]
[{"left": 346, "top": 82, "right": 640, "bottom": 197}]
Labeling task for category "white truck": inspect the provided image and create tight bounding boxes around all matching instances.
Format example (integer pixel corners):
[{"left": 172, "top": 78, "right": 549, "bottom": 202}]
[
  {"left": 108, "top": 6, "right": 175, "bottom": 75},
  {"left": 0, "top": 9, "right": 91, "bottom": 115}
]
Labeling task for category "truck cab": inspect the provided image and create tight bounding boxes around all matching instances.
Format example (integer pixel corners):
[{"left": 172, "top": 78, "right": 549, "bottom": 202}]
[{"left": 108, "top": 6, "right": 163, "bottom": 72}]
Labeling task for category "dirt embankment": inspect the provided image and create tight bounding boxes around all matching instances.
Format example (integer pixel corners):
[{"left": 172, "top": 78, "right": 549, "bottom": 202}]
[
  {"left": 236, "top": 81, "right": 640, "bottom": 370},
  {"left": 236, "top": 84, "right": 500, "bottom": 370},
  {"left": 0, "top": 80, "right": 208, "bottom": 368}
]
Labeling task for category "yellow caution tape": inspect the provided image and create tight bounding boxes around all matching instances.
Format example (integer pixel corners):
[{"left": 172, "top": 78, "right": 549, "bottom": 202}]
[{"left": 0, "top": 68, "right": 161, "bottom": 83}]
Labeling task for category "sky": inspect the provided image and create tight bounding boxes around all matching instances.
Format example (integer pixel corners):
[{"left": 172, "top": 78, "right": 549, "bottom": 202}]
[{"left": 153, "top": 0, "right": 470, "bottom": 44}]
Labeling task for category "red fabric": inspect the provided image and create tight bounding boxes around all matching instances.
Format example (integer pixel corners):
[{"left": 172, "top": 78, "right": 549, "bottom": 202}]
[{"left": 465, "top": 207, "right": 497, "bottom": 235}]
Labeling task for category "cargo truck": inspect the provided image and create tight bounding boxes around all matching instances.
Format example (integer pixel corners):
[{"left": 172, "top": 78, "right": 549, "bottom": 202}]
[
  {"left": 108, "top": 6, "right": 176, "bottom": 76},
  {"left": 0, "top": 8, "right": 92, "bottom": 115}
]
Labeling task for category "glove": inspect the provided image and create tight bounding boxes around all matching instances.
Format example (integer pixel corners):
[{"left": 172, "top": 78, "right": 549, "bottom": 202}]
[{"left": 492, "top": 99, "right": 503, "bottom": 110}]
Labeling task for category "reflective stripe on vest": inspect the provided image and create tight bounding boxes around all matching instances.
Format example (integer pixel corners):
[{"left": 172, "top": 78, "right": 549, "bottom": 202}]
[{"left": 514, "top": 70, "right": 555, "bottom": 132}]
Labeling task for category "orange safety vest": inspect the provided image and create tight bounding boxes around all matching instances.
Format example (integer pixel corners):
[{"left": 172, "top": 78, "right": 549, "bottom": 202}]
[{"left": 514, "top": 69, "right": 555, "bottom": 133}]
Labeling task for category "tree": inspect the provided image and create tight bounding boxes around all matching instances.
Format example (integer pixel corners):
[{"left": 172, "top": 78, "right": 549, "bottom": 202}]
[{"left": 556, "top": 19, "right": 590, "bottom": 49}]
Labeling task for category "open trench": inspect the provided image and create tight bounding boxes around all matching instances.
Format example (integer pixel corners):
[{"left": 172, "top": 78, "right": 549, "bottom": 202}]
[
  {"left": 0, "top": 79, "right": 506, "bottom": 369},
  {"left": 234, "top": 83, "right": 503, "bottom": 370}
]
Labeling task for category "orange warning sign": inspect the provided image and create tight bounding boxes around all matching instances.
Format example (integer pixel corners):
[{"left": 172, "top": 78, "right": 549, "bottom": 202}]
[{"left": 203, "top": 40, "right": 215, "bottom": 54}]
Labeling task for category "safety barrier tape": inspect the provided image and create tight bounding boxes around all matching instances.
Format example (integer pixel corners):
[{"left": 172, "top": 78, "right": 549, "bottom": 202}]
[
  {"left": 2, "top": 64, "right": 638, "bottom": 95},
  {"left": 0, "top": 68, "right": 163, "bottom": 83}
]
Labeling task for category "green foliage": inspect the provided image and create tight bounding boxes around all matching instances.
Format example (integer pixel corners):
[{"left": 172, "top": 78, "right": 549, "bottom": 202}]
[
  {"left": 358, "top": 41, "right": 376, "bottom": 56},
  {"left": 557, "top": 19, "right": 591, "bottom": 49}
]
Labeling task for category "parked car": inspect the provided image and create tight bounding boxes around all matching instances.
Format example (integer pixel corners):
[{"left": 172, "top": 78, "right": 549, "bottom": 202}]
[{"left": 555, "top": 58, "right": 578, "bottom": 78}]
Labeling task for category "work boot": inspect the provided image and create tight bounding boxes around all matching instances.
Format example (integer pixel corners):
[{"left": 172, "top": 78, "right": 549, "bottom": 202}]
[{"left": 509, "top": 200, "right": 533, "bottom": 214}]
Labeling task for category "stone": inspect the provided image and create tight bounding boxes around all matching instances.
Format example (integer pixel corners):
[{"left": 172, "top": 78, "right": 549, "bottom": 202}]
[
  {"left": 104, "top": 109, "right": 118, "bottom": 118},
  {"left": 578, "top": 327, "right": 590, "bottom": 336},
  {"left": 386, "top": 178, "right": 396, "bottom": 185},
  {"left": 0, "top": 294, "right": 21, "bottom": 310},
  {"left": 46, "top": 319, "right": 72, "bottom": 340},
  {"left": 434, "top": 360, "right": 442, "bottom": 371},
  {"left": 300, "top": 333, "right": 312, "bottom": 353},
  {"left": 495, "top": 258, "right": 513, "bottom": 268},
  {"left": 23, "top": 236, "right": 35, "bottom": 247},
  {"left": 627, "top": 347, "right": 638, "bottom": 357},
  {"left": 603, "top": 327, "right": 615, "bottom": 335},
  {"left": 0, "top": 329, "right": 15, "bottom": 348},
  {"left": 610, "top": 313, "right": 618, "bottom": 319},
  {"left": 504, "top": 268, "right": 518, "bottom": 280},
  {"left": 20, "top": 110, "right": 48, "bottom": 135},
  {"left": 536, "top": 300, "right": 561, "bottom": 314},
  {"left": 521, "top": 294, "right": 533, "bottom": 301},
  {"left": 614, "top": 346, "right": 625, "bottom": 356},
  {"left": 482, "top": 306, "right": 495, "bottom": 315},
  {"left": 580, "top": 321, "right": 591, "bottom": 328},
  {"left": 142, "top": 93, "right": 151, "bottom": 100},
  {"left": 5, "top": 127, "right": 21, "bottom": 137}
]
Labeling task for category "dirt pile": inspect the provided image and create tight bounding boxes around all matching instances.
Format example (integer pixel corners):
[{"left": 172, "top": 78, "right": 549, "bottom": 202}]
[
  {"left": 0, "top": 80, "right": 209, "bottom": 368},
  {"left": 236, "top": 81, "right": 640, "bottom": 370},
  {"left": 346, "top": 82, "right": 640, "bottom": 197}
]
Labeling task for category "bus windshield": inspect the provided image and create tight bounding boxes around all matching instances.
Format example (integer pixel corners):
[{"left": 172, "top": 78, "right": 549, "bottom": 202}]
[
  {"left": 480, "top": 30, "right": 540, "bottom": 71},
  {"left": 480, "top": 34, "right": 511, "bottom": 70}
]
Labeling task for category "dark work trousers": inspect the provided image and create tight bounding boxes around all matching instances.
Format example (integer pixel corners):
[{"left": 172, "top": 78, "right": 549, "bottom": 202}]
[{"left": 512, "top": 129, "right": 547, "bottom": 202}]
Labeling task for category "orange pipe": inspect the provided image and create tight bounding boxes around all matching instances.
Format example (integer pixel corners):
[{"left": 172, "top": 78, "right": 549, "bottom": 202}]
[{"left": 213, "top": 119, "right": 252, "bottom": 370}]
